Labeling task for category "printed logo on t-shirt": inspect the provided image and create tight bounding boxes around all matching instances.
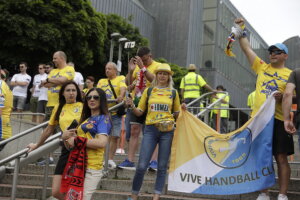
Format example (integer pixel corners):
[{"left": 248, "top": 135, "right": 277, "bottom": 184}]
[
  {"left": 74, "top": 107, "right": 80, "bottom": 113},
  {"left": 150, "top": 104, "right": 169, "bottom": 112}
]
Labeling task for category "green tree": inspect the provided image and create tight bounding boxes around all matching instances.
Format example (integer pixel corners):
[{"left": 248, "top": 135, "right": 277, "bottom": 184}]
[
  {"left": 0, "top": 0, "right": 106, "bottom": 75},
  {"left": 155, "top": 58, "right": 188, "bottom": 90}
]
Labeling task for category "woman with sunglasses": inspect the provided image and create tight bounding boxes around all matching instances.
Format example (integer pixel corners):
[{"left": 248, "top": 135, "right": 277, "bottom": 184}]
[
  {"left": 27, "top": 81, "right": 83, "bottom": 200},
  {"left": 62, "top": 88, "right": 112, "bottom": 200},
  {"left": 126, "top": 64, "right": 181, "bottom": 200}
]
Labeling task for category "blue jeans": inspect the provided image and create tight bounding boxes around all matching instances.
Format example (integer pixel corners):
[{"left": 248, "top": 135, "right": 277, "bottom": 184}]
[{"left": 132, "top": 125, "right": 174, "bottom": 195}]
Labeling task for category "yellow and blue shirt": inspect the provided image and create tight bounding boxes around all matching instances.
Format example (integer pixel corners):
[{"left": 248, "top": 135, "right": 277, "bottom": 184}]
[
  {"left": 77, "top": 115, "right": 111, "bottom": 170},
  {"left": 48, "top": 102, "right": 83, "bottom": 132},
  {"left": 97, "top": 76, "right": 127, "bottom": 115},
  {"left": 252, "top": 56, "right": 291, "bottom": 120},
  {"left": 47, "top": 66, "right": 75, "bottom": 107},
  {"left": 0, "top": 80, "right": 13, "bottom": 139},
  {"left": 137, "top": 87, "right": 181, "bottom": 125}
]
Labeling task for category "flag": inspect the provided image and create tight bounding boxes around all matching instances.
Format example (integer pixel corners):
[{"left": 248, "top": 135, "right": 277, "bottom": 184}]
[{"left": 168, "top": 95, "right": 276, "bottom": 195}]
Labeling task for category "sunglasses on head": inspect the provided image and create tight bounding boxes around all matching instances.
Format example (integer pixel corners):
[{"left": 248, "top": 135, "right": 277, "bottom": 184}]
[
  {"left": 86, "top": 95, "right": 100, "bottom": 101},
  {"left": 269, "top": 50, "right": 285, "bottom": 55}
]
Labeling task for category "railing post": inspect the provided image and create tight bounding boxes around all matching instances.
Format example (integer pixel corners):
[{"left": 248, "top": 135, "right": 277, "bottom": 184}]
[
  {"left": 11, "top": 157, "right": 20, "bottom": 200},
  {"left": 237, "top": 110, "right": 240, "bottom": 128},
  {"left": 42, "top": 154, "right": 50, "bottom": 200}
]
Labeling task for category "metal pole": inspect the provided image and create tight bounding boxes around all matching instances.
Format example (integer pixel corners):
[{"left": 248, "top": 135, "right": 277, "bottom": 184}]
[
  {"left": 117, "top": 42, "right": 122, "bottom": 75},
  {"left": 109, "top": 39, "right": 115, "bottom": 62},
  {"left": 42, "top": 154, "right": 50, "bottom": 200},
  {"left": 237, "top": 110, "right": 240, "bottom": 128},
  {"left": 11, "top": 157, "right": 20, "bottom": 200}
]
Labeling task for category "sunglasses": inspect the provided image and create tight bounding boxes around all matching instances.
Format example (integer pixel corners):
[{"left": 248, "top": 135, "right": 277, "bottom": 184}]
[
  {"left": 269, "top": 50, "right": 285, "bottom": 55},
  {"left": 86, "top": 95, "right": 100, "bottom": 101}
]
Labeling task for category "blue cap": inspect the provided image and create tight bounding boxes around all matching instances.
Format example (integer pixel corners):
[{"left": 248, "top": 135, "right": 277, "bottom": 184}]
[{"left": 268, "top": 43, "right": 288, "bottom": 54}]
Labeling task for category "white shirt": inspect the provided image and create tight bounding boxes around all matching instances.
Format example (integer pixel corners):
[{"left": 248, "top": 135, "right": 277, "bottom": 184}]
[
  {"left": 74, "top": 72, "right": 84, "bottom": 86},
  {"left": 32, "top": 73, "right": 47, "bottom": 97},
  {"left": 11, "top": 73, "right": 31, "bottom": 97}
]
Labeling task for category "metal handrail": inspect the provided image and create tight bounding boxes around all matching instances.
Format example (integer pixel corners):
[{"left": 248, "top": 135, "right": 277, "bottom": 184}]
[
  {"left": 0, "top": 121, "right": 48, "bottom": 147},
  {"left": 0, "top": 101, "right": 125, "bottom": 200}
]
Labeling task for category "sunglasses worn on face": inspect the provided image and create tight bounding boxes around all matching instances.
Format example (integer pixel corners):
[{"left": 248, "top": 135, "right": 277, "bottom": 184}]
[
  {"left": 86, "top": 95, "right": 100, "bottom": 101},
  {"left": 269, "top": 50, "right": 285, "bottom": 55}
]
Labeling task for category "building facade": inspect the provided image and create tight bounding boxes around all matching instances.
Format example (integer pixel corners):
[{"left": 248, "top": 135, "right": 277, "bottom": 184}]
[{"left": 91, "top": 0, "right": 269, "bottom": 109}]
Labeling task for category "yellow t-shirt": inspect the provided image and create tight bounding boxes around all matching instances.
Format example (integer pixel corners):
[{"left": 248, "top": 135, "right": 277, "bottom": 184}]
[
  {"left": 48, "top": 102, "right": 83, "bottom": 132},
  {"left": 47, "top": 66, "right": 75, "bottom": 107},
  {"left": 77, "top": 115, "right": 111, "bottom": 170},
  {"left": 211, "top": 93, "right": 230, "bottom": 118},
  {"left": 97, "top": 76, "right": 127, "bottom": 114},
  {"left": 0, "top": 80, "right": 13, "bottom": 139},
  {"left": 137, "top": 87, "right": 181, "bottom": 125},
  {"left": 132, "top": 61, "right": 161, "bottom": 98},
  {"left": 252, "top": 56, "right": 291, "bottom": 120},
  {"left": 0, "top": 80, "right": 13, "bottom": 116}
]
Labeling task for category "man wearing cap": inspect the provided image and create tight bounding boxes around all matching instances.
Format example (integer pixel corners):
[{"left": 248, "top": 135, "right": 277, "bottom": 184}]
[
  {"left": 180, "top": 64, "right": 214, "bottom": 114},
  {"left": 235, "top": 18, "right": 292, "bottom": 200}
]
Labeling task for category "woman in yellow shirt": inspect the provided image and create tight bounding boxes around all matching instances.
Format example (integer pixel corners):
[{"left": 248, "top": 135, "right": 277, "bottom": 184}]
[
  {"left": 62, "top": 88, "right": 112, "bottom": 200},
  {"left": 126, "top": 64, "right": 181, "bottom": 200},
  {"left": 27, "top": 81, "right": 83, "bottom": 200}
]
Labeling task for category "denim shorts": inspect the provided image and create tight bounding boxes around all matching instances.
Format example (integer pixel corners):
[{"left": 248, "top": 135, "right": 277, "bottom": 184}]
[{"left": 111, "top": 114, "right": 122, "bottom": 137}]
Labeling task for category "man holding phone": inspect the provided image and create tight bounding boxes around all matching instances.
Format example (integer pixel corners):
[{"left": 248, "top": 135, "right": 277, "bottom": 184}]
[{"left": 118, "top": 47, "right": 160, "bottom": 170}]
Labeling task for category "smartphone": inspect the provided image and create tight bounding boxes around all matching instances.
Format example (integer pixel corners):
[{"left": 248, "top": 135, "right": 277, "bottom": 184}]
[{"left": 68, "top": 120, "right": 78, "bottom": 130}]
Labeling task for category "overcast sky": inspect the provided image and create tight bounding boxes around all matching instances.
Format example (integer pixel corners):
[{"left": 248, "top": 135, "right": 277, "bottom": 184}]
[{"left": 229, "top": 0, "right": 300, "bottom": 45}]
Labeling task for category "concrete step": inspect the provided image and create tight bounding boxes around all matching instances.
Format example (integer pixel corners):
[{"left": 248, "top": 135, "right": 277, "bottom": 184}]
[
  {"left": 99, "top": 178, "right": 300, "bottom": 196},
  {"left": 93, "top": 190, "right": 217, "bottom": 200},
  {"left": 0, "top": 184, "right": 51, "bottom": 199}
]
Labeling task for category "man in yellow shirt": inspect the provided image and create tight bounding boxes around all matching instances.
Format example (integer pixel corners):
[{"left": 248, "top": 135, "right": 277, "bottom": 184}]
[
  {"left": 236, "top": 18, "right": 292, "bottom": 200},
  {"left": 40, "top": 51, "right": 75, "bottom": 120},
  {"left": 119, "top": 47, "right": 160, "bottom": 170},
  {"left": 0, "top": 69, "right": 13, "bottom": 150},
  {"left": 97, "top": 62, "right": 126, "bottom": 169},
  {"left": 211, "top": 85, "right": 230, "bottom": 133}
]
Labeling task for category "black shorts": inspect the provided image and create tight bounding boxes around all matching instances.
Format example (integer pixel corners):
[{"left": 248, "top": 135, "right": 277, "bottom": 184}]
[
  {"left": 129, "top": 110, "right": 146, "bottom": 125},
  {"left": 54, "top": 145, "right": 70, "bottom": 175},
  {"left": 273, "top": 118, "right": 294, "bottom": 156}
]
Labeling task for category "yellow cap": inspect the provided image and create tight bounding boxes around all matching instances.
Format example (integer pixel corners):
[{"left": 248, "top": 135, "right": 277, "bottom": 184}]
[
  {"left": 188, "top": 64, "right": 196, "bottom": 71},
  {"left": 154, "top": 63, "right": 174, "bottom": 75}
]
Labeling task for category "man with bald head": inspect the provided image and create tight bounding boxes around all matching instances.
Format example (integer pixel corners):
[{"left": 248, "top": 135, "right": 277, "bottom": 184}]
[
  {"left": 97, "top": 62, "right": 126, "bottom": 169},
  {"left": 41, "top": 51, "right": 75, "bottom": 120}
]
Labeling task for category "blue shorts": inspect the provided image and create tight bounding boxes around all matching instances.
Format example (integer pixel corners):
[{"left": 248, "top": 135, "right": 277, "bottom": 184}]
[{"left": 111, "top": 114, "right": 122, "bottom": 137}]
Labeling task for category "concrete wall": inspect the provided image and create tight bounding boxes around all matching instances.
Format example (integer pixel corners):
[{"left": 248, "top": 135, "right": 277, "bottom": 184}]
[{"left": 0, "top": 120, "right": 45, "bottom": 160}]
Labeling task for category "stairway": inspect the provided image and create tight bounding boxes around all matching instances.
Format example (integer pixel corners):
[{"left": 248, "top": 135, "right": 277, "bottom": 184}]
[{"left": 1, "top": 151, "right": 300, "bottom": 200}]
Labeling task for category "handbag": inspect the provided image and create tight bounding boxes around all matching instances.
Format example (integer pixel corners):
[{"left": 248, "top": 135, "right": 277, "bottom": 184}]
[
  {"left": 155, "top": 120, "right": 175, "bottom": 132},
  {"left": 108, "top": 79, "right": 126, "bottom": 116}
]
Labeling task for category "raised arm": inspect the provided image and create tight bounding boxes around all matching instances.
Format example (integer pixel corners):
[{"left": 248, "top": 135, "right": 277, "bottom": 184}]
[{"left": 235, "top": 18, "right": 257, "bottom": 66}]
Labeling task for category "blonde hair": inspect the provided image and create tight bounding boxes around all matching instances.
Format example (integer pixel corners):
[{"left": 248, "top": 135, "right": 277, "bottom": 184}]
[{"left": 151, "top": 73, "right": 174, "bottom": 89}]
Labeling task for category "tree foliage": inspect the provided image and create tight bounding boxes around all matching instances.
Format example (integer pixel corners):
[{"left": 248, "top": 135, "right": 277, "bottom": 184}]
[
  {"left": 0, "top": 0, "right": 106, "bottom": 75},
  {"left": 155, "top": 58, "right": 188, "bottom": 90}
]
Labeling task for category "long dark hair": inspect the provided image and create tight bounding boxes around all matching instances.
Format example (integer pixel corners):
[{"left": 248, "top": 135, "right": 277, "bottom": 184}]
[
  {"left": 54, "top": 81, "right": 83, "bottom": 121},
  {"left": 80, "top": 88, "right": 109, "bottom": 123}
]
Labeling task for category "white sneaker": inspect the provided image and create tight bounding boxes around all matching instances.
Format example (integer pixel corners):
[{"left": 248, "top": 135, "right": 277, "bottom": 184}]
[
  {"left": 278, "top": 194, "right": 288, "bottom": 200},
  {"left": 116, "top": 148, "right": 125, "bottom": 154},
  {"left": 108, "top": 160, "right": 117, "bottom": 169},
  {"left": 256, "top": 193, "right": 270, "bottom": 200}
]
